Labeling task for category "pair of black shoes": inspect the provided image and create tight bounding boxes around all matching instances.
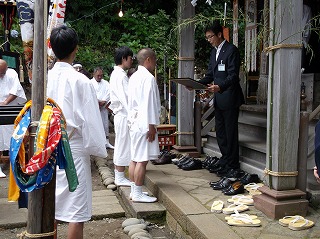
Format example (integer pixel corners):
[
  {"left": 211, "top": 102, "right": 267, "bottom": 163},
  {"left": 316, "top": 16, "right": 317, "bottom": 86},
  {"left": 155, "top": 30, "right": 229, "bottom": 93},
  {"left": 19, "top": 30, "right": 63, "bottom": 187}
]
[
  {"left": 239, "top": 172, "right": 260, "bottom": 185},
  {"left": 217, "top": 168, "right": 245, "bottom": 179},
  {"left": 152, "top": 151, "right": 176, "bottom": 165},
  {"left": 180, "top": 158, "right": 202, "bottom": 171},
  {"left": 202, "top": 155, "right": 219, "bottom": 169},
  {"left": 174, "top": 155, "right": 191, "bottom": 167},
  {"left": 210, "top": 178, "right": 244, "bottom": 195},
  {"left": 223, "top": 181, "right": 245, "bottom": 195},
  {"left": 175, "top": 156, "right": 202, "bottom": 171}
]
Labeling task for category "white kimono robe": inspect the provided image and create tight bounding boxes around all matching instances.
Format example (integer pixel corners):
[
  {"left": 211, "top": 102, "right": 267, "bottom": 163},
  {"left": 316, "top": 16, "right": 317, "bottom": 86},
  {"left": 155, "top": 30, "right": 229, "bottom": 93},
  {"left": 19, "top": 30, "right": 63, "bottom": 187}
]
[
  {"left": 128, "top": 65, "right": 161, "bottom": 162},
  {"left": 91, "top": 78, "right": 110, "bottom": 139},
  {"left": 109, "top": 66, "right": 131, "bottom": 166},
  {"left": 47, "top": 62, "right": 107, "bottom": 222},
  {"left": 0, "top": 68, "right": 27, "bottom": 151}
]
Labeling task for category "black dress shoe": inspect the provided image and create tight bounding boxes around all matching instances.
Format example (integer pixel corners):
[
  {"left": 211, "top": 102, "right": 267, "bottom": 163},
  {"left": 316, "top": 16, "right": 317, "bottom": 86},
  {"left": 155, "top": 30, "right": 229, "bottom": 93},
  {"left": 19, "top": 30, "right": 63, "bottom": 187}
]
[
  {"left": 152, "top": 153, "right": 172, "bottom": 165},
  {"left": 216, "top": 167, "right": 230, "bottom": 177},
  {"left": 239, "top": 173, "right": 260, "bottom": 185},
  {"left": 209, "top": 177, "right": 226, "bottom": 186},
  {"left": 224, "top": 181, "right": 245, "bottom": 195},
  {"left": 208, "top": 162, "right": 225, "bottom": 173},
  {"left": 211, "top": 177, "right": 235, "bottom": 190},
  {"left": 202, "top": 155, "right": 212, "bottom": 168},
  {"left": 224, "top": 169, "right": 245, "bottom": 180},
  {"left": 178, "top": 157, "right": 193, "bottom": 168},
  {"left": 177, "top": 156, "right": 192, "bottom": 168},
  {"left": 206, "top": 157, "right": 219, "bottom": 169},
  {"left": 181, "top": 159, "right": 202, "bottom": 171}
]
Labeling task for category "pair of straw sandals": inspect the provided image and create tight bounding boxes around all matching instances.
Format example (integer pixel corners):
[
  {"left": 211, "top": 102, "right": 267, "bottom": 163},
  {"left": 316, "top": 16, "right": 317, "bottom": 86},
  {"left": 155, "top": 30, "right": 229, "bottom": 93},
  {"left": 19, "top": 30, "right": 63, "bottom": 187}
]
[
  {"left": 211, "top": 195, "right": 261, "bottom": 227},
  {"left": 279, "top": 215, "right": 315, "bottom": 231},
  {"left": 211, "top": 197, "right": 315, "bottom": 229}
]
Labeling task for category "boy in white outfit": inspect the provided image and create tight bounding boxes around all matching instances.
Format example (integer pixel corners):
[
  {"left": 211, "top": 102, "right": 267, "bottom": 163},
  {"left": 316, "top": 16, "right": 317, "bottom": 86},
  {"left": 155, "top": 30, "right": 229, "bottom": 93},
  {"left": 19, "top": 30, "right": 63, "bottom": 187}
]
[
  {"left": 109, "top": 46, "right": 133, "bottom": 186},
  {"left": 128, "top": 48, "right": 161, "bottom": 203}
]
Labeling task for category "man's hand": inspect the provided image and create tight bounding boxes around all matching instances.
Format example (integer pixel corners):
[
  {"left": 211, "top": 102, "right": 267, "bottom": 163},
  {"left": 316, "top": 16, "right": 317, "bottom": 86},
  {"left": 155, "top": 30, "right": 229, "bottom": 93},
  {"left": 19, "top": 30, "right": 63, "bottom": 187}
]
[
  {"left": 207, "top": 83, "right": 220, "bottom": 93},
  {"left": 314, "top": 167, "right": 320, "bottom": 184},
  {"left": 0, "top": 101, "right": 5, "bottom": 106},
  {"left": 146, "top": 124, "right": 157, "bottom": 142}
]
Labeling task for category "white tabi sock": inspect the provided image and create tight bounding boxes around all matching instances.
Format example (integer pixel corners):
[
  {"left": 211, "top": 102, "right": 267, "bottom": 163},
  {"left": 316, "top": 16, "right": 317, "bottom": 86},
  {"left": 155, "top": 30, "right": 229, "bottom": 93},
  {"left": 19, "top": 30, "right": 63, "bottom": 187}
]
[
  {"left": 132, "top": 185, "right": 157, "bottom": 203},
  {"left": 0, "top": 166, "right": 6, "bottom": 178},
  {"left": 114, "top": 170, "right": 131, "bottom": 186}
]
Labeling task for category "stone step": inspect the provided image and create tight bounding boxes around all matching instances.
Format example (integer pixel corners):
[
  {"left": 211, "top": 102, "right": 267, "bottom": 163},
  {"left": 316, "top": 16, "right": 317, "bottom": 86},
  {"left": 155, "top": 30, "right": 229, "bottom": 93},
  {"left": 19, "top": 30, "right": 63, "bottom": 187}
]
[
  {"left": 118, "top": 186, "right": 166, "bottom": 222},
  {"left": 144, "top": 163, "right": 241, "bottom": 239}
]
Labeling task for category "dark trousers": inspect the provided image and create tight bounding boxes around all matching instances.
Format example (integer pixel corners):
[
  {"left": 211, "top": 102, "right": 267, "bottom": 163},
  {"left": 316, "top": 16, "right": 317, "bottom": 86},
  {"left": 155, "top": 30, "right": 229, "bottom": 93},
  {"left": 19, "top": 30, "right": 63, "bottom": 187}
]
[{"left": 215, "top": 106, "right": 240, "bottom": 169}]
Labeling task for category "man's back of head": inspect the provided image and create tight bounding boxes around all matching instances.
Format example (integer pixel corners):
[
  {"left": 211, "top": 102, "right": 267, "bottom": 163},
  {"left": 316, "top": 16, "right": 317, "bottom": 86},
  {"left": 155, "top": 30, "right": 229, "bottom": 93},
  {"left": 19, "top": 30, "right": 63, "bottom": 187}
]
[{"left": 50, "top": 25, "right": 79, "bottom": 60}]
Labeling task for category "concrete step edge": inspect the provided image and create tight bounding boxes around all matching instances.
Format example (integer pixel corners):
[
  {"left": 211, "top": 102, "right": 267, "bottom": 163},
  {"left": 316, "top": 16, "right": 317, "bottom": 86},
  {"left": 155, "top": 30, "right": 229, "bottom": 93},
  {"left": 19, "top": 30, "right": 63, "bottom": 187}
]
[
  {"left": 118, "top": 186, "right": 166, "bottom": 222},
  {"left": 144, "top": 163, "right": 241, "bottom": 239}
]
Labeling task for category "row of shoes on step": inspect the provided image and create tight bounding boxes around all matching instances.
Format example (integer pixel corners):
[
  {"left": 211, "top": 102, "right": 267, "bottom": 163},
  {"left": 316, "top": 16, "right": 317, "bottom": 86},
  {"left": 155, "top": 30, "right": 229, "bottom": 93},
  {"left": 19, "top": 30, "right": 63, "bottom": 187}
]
[
  {"left": 151, "top": 149, "right": 176, "bottom": 165},
  {"left": 173, "top": 154, "right": 202, "bottom": 171},
  {"left": 203, "top": 154, "right": 261, "bottom": 196},
  {"left": 209, "top": 172, "right": 260, "bottom": 195}
]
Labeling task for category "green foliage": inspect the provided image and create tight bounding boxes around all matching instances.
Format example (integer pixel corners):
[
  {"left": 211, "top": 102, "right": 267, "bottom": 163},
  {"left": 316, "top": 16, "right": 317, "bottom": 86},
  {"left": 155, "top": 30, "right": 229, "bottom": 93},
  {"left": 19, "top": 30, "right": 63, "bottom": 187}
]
[
  {"left": 117, "top": 9, "right": 177, "bottom": 77},
  {"left": 66, "top": 4, "right": 177, "bottom": 82}
]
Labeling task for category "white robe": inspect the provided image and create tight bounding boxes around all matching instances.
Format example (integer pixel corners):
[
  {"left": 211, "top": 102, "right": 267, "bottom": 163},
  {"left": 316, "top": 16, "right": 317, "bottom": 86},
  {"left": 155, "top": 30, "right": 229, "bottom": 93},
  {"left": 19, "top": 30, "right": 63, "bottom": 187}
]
[
  {"left": 0, "top": 68, "right": 26, "bottom": 105},
  {"left": 47, "top": 62, "right": 107, "bottom": 222},
  {"left": 91, "top": 78, "right": 110, "bottom": 138},
  {"left": 128, "top": 65, "right": 161, "bottom": 162},
  {"left": 109, "top": 66, "right": 130, "bottom": 166},
  {"left": 0, "top": 68, "right": 27, "bottom": 151}
]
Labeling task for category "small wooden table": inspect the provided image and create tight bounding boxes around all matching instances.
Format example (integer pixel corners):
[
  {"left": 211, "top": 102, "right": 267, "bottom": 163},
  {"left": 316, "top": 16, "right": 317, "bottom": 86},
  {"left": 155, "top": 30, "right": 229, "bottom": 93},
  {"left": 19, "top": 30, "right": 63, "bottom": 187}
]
[{"left": 157, "top": 124, "right": 176, "bottom": 150}]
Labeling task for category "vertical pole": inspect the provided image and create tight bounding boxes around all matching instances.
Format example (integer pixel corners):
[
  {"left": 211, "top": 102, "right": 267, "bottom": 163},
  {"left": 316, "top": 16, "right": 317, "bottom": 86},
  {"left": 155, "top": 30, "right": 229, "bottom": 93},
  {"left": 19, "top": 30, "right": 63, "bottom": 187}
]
[
  {"left": 194, "top": 92, "right": 202, "bottom": 153},
  {"left": 177, "top": 0, "right": 195, "bottom": 146},
  {"left": 266, "top": 0, "right": 302, "bottom": 190},
  {"left": 297, "top": 112, "right": 309, "bottom": 192},
  {"left": 27, "top": 1, "right": 53, "bottom": 238}
]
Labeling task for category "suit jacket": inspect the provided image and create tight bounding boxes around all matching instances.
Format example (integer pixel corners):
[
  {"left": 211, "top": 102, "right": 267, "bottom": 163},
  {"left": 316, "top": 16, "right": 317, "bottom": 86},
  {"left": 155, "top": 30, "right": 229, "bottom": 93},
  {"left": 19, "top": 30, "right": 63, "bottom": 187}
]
[{"left": 199, "top": 41, "right": 244, "bottom": 110}]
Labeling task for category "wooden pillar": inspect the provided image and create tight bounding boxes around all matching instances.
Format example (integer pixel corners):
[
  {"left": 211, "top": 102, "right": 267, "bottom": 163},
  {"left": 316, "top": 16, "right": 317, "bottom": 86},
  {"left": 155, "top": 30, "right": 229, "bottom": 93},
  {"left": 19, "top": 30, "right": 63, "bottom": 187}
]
[
  {"left": 27, "top": 1, "right": 55, "bottom": 238},
  {"left": 174, "top": 0, "right": 198, "bottom": 156},
  {"left": 254, "top": 0, "right": 309, "bottom": 219}
]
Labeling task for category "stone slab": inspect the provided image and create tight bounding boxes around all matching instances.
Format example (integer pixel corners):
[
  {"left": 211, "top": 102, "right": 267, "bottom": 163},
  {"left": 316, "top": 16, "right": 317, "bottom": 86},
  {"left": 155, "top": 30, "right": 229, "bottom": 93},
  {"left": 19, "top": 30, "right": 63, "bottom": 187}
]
[{"left": 119, "top": 187, "right": 166, "bottom": 221}]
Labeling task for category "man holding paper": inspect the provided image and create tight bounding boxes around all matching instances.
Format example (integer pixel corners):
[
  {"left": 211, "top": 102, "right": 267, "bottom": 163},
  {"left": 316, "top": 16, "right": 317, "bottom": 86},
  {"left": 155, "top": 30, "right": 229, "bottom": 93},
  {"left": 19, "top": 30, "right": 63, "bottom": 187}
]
[{"left": 198, "top": 21, "right": 244, "bottom": 177}]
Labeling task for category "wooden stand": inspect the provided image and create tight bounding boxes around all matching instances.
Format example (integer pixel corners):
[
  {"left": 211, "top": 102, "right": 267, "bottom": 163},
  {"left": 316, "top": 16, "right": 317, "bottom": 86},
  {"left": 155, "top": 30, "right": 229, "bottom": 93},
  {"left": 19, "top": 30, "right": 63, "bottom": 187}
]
[{"left": 157, "top": 124, "right": 176, "bottom": 151}]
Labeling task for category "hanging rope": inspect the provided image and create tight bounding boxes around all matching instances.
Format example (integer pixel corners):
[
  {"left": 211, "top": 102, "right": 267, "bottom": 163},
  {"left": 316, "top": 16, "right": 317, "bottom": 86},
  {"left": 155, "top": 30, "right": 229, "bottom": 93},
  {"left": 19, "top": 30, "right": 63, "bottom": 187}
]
[
  {"left": 175, "top": 131, "right": 194, "bottom": 135},
  {"left": 17, "top": 229, "right": 56, "bottom": 238},
  {"left": 263, "top": 43, "right": 303, "bottom": 53},
  {"left": 176, "top": 56, "right": 195, "bottom": 61},
  {"left": 264, "top": 168, "right": 298, "bottom": 177}
]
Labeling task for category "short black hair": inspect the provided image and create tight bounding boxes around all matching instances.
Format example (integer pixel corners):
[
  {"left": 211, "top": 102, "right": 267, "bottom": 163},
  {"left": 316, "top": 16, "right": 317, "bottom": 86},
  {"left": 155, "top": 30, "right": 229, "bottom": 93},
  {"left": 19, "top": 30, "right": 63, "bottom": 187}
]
[
  {"left": 114, "top": 46, "right": 134, "bottom": 65},
  {"left": 205, "top": 21, "right": 224, "bottom": 39},
  {"left": 50, "top": 25, "right": 79, "bottom": 60}
]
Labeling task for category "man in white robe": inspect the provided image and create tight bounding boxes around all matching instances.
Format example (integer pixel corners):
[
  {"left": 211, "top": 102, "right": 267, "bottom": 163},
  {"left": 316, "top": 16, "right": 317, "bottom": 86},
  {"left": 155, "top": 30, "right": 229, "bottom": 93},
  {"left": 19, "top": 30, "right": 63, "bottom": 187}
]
[
  {"left": 128, "top": 48, "right": 161, "bottom": 203},
  {"left": 47, "top": 25, "right": 107, "bottom": 239},
  {"left": 109, "top": 46, "right": 133, "bottom": 187},
  {"left": 91, "top": 67, "right": 114, "bottom": 149},
  {"left": 0, "top": 59, "right": 27, "bottom": 178}
]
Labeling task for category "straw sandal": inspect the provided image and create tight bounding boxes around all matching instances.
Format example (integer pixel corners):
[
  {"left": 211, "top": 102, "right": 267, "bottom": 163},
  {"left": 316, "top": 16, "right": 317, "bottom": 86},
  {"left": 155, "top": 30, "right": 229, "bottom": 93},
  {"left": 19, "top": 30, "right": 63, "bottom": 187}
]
[
  {"left": 210, "top": 200, "right": 224, "bottom": 213},
  {"left": 227, "top": 195, "right": 253, "bottom": 204},
  {"left": 288, "top": 217, "right": 314, "bottom": 231},
  {"left": 227, "top": 214, "right": 261, "bottom": 227},
  {"left": 278, "top": 215, "right": 305, "bottom": 227},
  {"left": 225, "top": 211, "right": 258, "bottom": 221},
  {"left": 230, "top": 196, "right": 254, "bottom": 206},
  {"left": 244, "top": 183, "right": 264, "bottom": 195},
  {"left": 222, "top": 203, "right": 249, "bottom": 215}
]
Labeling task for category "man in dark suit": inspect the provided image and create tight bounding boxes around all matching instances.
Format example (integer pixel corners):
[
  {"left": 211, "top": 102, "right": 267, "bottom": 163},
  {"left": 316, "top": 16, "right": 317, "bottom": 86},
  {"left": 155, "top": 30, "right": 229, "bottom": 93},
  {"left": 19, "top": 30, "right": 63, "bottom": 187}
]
[{"left": 199, "top": 21, "right": 244, "bottom": 176}]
